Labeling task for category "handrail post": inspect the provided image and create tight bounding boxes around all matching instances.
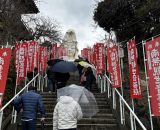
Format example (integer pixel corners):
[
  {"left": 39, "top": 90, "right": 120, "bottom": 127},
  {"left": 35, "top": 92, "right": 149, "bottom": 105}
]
[
  {"left": 0, "top": 110, "right": 3, "bottom": 130},
  {"left": 112, "top": 88, "right": 116, "bottom": 109},
  {"left": 38, "top": 75, "right": 41, "bottom": 91},
  {"left": 11, "top": 108, "right": 15, "bottom": 124},
  {"left": 130, "top": 111, "right": 134, "bottom": 130},
  {"left": 45, "top": 74, "right": 47, "bottom": 88},
  {"left": 103, "top": 76, "right": 106, "bottom": 92},
  {"left": 107, "top": 78, "right": 110, "bottom": 98},
  {"left": 101, "top": 77, "right": 103, "bottom": 93},
  {"left": 120, "top": 98, "right": 123, "bottom": 124},
  {"left": 13, "top": 110, "right": 17, "bottom": 123}
]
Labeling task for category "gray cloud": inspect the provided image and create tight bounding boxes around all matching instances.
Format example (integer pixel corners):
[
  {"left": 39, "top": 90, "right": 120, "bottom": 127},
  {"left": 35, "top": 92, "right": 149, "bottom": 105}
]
[{"left": 38, "top": 0, "right": 106, "bottom": 52}]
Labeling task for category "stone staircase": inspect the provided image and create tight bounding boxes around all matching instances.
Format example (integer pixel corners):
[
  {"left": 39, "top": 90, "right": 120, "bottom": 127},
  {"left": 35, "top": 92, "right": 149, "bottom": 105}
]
[
  {"left": 15, "top": 73, "right": 122, "bottom": 130},
  {"left": 35, "top": 91, "right": 119, "bottom": 130}
]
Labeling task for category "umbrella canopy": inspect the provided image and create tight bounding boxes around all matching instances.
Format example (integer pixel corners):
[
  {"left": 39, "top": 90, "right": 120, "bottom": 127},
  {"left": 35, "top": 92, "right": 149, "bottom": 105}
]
[
  {"left": 57, "top": 84, "right": 99, "bottom": 117},
  {"left": 47, "top": 59, "right": 63, "bottom": 66},
  {"left": 78, "top": 61, "right": 96, "bottom": 77},
  {"left": 78, "top": 61, "right": 95, "bottom": 68},
  {"left": 51, "top": 61, "right": 77, "bottom": 73}
]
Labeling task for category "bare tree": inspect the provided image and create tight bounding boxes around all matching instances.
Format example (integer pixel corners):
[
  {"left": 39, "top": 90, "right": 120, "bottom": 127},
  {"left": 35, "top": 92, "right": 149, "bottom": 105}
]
[
  {"left": 23, "top": 15, "right": 62, "bottom": 44},
  {"left": 0, "top": 0, "right": 61, "bottom": 46}
]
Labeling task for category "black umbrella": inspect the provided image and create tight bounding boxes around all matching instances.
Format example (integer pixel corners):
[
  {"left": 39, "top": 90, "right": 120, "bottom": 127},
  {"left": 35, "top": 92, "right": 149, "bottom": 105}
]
[
  {"left": 47, "top": 59, "right": 63, "bottom": 66},
  {"left": 51, "top": 61, "right": 77, "bottom": 73}
]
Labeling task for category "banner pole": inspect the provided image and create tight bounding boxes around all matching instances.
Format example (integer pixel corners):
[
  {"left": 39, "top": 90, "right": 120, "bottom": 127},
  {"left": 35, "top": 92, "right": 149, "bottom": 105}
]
[
  {"left": 132, "top": 99, "right": 136, "bottom": 130},
  {"left": 142, "top": 40, "right": 154, "bottom": 130},
  {"left": 24, "top": 41, "right": 28, "bottom": 89},
  {"left": 118, "top": 44, "right": 125, "bottom": 124},
  {"left": 11, "top": 42, "right": 22, "bottom": 123}
]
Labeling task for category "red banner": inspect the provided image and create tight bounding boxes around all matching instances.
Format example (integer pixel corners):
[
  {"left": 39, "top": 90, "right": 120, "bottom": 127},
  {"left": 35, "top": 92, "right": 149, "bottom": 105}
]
[
  {"left": 96, "top": 43, "right": 105, "bottom": 75},
  {"left": 0, "top": 48, "right": 11, "bottom": 106},
  {"left": 93, "top": 44, "right": 98, "bottom": 67},
  {"left": 28, "top": 41, "right": 36, "bottom": 72},
  {"left": 145, "top": 37, "right": 160, "bottom": 116},
  {"left": 87, "top": 49, "right": 92, "bottom": 64},
  {"left": 39, "top": 47, "right": 44, "bottom": 74},
  {"left": 52, "top": 43, "right": 57, "bottom": 59},
  {"left": 15, "top": 42, "right": 28, "bottom": 84},
  {"left": 107, "top": 44, "right": 121, "bottom": 88},
  {"left": 14, "top": 43, "right": 20, "bottom": 71},
  {"left": 43, "top": 47, "right": 48, "bottom": 70},
  {"left": 33, "top": 42, "right": 39, "bottom": 69},
  {"left": 81, "top": 48, "right": 88, "bottom": 59},
  {"left": 128, "top": 39, "right": 142, "bottom": 99}
]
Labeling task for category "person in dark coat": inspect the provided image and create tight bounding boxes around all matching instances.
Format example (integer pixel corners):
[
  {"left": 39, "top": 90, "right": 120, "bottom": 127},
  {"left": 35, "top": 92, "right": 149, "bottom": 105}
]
[
  {"left": 54, "top": 72, "right": 70, "bottom": 89},
  {"left": 47, "top": 66, "right": 56, "bottom": 93},
  {"left": 85, "top": 67, "right": 95, "bottom": 91},
  {"left": 13, "top": 86, "right": 45, "bottom": 130},
  {"left": 77, "top": 64, "right": 84, "bottom": 81}
]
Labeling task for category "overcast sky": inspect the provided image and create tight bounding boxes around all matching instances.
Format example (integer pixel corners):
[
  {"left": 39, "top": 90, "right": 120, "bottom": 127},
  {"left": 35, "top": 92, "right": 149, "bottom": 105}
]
[{"left": 37, "top": 0, "right": 106, "bottom": 52}]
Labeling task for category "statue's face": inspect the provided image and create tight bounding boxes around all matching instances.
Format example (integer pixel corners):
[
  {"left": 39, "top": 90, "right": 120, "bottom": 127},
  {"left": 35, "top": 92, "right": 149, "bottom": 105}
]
[{"left": 64, "top": 43, "right": 76, "bottom": 58}]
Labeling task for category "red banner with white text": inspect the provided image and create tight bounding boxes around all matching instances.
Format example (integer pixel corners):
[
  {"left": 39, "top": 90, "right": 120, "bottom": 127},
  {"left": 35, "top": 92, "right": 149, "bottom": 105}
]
[
  {"left": 27, "top": 41, "right": 36, "bottom": 72},
  {"left": 107, "top": 44, "right": 121, "bottom": 88},
  {"left": 15, "top": 42, "right": 28, "bottom": 84},
  {"left": 0, "top": 48, "right": 11, "bottom": 106},
  {"left": 128, "top": 39, "right": 142, "bottom": 99},
  {"left": 93, "top": 44, "right": 98, "bottom": 67},
  {"left": 52, "top": 43, "right": 57, "bottom": 59},
  {"left": 96, "top": 43, "right": 105, "bottom": 75},
  {"left": 145, "top": 36, "right": 160, "bottom": 116}
]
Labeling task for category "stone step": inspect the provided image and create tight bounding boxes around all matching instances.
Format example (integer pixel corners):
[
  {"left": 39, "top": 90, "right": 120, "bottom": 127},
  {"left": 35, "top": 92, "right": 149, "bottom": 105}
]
[
  {"left": 43, "top": 100, "right": 109, "bottom": 105},
  {"left": 44, "top": 108, "right": 112, "bottom": 113},
  {"left": 18, "top": 123, "right": 118, "bottom": 130},
  {"left": 43, "top": 101, "right": 109, "bottom": 106},
  {"left": 37, "top": 113, "right": 115, "bottom": 118},
  {"left": 44, "top": 104, "right": 110, "bottom": 109},
  {"left": 41, "top": 92, "right": 107, "bottom": 97},
  {"left": 41, "top": 94, "right": 107, "bottom": 99},
  {"left": 35, "top": 118, "right": 117, "bottom": 124},
  {"left": 42, "top": 97, "right": 108, "bottom": 102}
]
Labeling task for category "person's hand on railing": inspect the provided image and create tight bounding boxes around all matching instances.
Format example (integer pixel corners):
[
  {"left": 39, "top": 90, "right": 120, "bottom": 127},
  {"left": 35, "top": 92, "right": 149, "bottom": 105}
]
[
  {"left": 40, "top": 117, "right": 45, "bottom": 122},
  {"left": 20, "top": 108, "right": 23, "bottom": 113}
]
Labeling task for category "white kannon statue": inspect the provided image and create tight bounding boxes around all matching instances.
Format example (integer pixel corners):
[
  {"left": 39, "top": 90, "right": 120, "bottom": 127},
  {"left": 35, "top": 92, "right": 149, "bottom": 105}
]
[{"left": 62, "top": 29, "right": 78, "bottom": 61}]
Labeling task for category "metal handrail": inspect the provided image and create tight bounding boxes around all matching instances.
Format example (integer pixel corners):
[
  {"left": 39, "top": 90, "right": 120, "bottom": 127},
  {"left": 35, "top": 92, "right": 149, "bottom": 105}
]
[{"left": 103, "top": 74, "right": 147, "bottom": 130}]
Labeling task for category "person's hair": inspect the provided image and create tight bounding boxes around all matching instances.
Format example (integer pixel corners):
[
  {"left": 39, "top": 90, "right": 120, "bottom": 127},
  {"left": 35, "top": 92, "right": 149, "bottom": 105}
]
[{"left": 28, "top": 86, "right": 37, "bottom": 91}]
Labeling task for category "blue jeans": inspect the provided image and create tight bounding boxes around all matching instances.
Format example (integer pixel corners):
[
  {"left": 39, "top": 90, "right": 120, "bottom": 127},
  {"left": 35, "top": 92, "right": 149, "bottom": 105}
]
[{"left": 22, "top": 120, "right": 36, "bottom": 130}]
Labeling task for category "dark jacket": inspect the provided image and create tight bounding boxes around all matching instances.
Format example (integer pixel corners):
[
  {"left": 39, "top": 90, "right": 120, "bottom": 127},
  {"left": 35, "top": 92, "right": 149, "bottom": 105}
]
[
  {"left": 13, "top": 90, "right": 45, "bottom": 120},
  {"left": 47, "top": 68, "right": 55, "bottom": 79}
]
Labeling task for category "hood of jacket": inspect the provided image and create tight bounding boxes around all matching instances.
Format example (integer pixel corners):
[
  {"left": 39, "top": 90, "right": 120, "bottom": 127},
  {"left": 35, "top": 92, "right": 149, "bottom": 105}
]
[{"left": 58, "top": 96, "right": 74, "bottom": 104}]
